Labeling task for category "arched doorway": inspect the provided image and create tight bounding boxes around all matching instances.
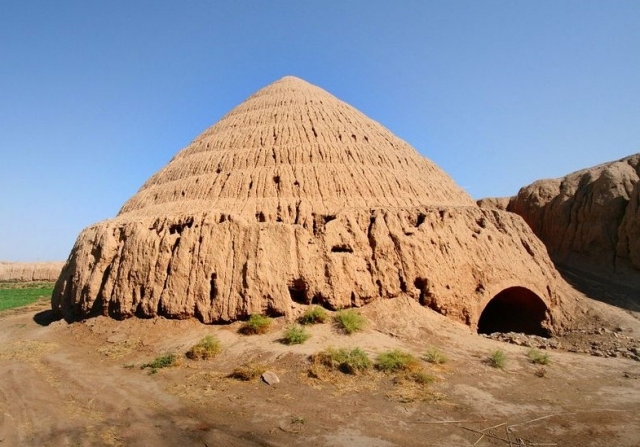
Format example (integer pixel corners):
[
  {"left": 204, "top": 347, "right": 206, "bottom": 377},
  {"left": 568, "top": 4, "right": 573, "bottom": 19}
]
[{"left": 477, "top": 286, "right": 550, "bottom": 336}]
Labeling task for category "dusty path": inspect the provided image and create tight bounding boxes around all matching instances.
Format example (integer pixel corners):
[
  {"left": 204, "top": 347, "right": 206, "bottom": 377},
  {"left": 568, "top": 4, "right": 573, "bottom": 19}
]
[{"left": 1, "top": 296, "right": 639, "bottom": 446}]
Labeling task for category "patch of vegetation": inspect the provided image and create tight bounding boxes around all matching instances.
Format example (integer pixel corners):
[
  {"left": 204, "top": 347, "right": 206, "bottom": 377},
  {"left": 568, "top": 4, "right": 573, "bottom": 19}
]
[
  {"left": 534, "top": 366, "right": 547, "bottom": 378},
  {"left": 312, "top": 347, "right": 372, "bottom": 375},
  {"left": 409, "top": 370, "right": 436, "bottom": 385},
  {"left": 487, "top": 349, "right": 507, "bottom": 369},
  {"left": 239, "top": 314, "right": 272, "bottom": 335},
  {"left": 423, "top": 347, "right": 448, "bottom": 365},
  {"left": 141, "top": 353, "right": 177, "bottom": 374},
  {"left": 291, "top": 415, "right": 305, "bottom": 425},
  {"left": 186, "top": 335, "right": 222, "bottom": 360},
  {"left": 527, "top": 348, "right": 550, "bottom": 365},
  {"left": 299, "top": 306, "right": 328, "bottom": 325},
  {"left": 0, "top": 283, "right": 55, "bottom": 311},
  {"left": 333, "top": 309, "right": 366, "bottom": 334},
  {"left": 281, "top": 324, "right": 311, "bottom": 345},
  {"left": 229, "top": 363, "right": 267, "bottom": 381},
  {"left": 375, "top": 349, "right": 422, "bottom": 373},
  {"left": 392, "top": 369, "right": 436, "bottom": 386}
]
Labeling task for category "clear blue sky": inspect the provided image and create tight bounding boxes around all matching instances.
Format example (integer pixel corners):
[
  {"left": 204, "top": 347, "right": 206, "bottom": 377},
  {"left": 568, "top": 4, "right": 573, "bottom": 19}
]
[{"left": 1, "top": 1, "right": 639, "bottom": 261}]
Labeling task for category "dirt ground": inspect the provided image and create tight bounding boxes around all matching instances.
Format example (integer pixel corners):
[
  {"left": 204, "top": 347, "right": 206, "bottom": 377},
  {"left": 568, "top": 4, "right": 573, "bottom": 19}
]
[{"left": 1, "top": 284, "right": 639, "bottom": 446}]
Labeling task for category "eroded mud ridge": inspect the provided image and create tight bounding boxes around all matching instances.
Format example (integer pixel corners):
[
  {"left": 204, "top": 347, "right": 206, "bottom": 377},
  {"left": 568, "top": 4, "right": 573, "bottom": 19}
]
[
  {"left": 53, "top": 76, "right": 576, "bottom": 332},
  {"left": 0, "top": 261, "right": 64, "bottom": 282},
  {"left": 483, "top": 154, "right": 640, "bottom": 284}
]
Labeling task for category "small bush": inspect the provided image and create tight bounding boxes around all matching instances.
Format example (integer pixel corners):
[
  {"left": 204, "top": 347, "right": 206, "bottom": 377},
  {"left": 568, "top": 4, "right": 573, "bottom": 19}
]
[
  {"left": 299, "top": 306, "right": 328, "bottom": 325},
  {"left": 141, "top": 353, "right": 177, "bottom": 374},
  {"left": 229, "top": 363, "right": 267, "bottom": 381},
  {"left": 334, "top": 309, "right": 366, "bottom": 334},
  {"left": 488, "top": 350, "right": 506, "bottom": 369},
  {"left": 375, "top": 350, "right": 422, "bottom": 373},
  {"left": 186, "top": 335, "right": 222, "bottom": 360},
  {"left": 313, "top": 347, "right": 372, "bottom": 374},
  {"left": 527, "top": 348, "right": 550, "bottom": 365},
  {"left": 423, "top": 347, "right": 448, "bottom": 365},
  {"left": 239, "top": 314, "right": 272, "bottom": 335},
  {"left": 281, "top": 324, "right": 311, "bottom": 345}
]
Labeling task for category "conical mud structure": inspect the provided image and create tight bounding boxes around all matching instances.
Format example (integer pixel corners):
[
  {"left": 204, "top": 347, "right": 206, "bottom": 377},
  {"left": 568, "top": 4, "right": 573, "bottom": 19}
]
[{"left": 53, "top": 76, "right": 573, "bottom": 335}]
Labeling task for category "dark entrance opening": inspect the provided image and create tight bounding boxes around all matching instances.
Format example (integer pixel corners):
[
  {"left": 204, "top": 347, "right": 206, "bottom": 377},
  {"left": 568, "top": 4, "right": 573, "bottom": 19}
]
[{"left": 477, "top": 287, "right": 550, "bottom": 337}]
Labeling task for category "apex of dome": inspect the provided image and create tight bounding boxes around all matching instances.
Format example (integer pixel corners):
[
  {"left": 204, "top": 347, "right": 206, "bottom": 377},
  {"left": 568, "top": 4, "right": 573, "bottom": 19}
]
[{"left": 117, "top": 77, "right": 474, "bottom": 219}]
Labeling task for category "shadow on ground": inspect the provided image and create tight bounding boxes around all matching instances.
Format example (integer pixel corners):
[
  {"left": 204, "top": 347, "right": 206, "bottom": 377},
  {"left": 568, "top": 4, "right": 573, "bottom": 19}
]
[
  {"left": 33, "top": 309, "right": 61, "bottom": 326},
  {"left": 556, "top": 264, "right": 640, "bottom": 316}
]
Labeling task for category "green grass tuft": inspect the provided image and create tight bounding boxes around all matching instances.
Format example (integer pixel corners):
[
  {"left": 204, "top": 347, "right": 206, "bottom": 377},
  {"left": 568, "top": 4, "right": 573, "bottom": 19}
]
[
  {"left": 239, "top": 314, "right": 273, "bottom": 335},
  {"left": 423, "top": 347, "right": 448, "bottom": 365},
  {"left": 313, "top": 347, "right": 372, "bottom": 374},
  {"left": 281, "top": 324, "right": 311, "bottom": 345},
  {"left": 488, "top": 350, "right": 507, "bottom": 369},
  {"left": 186, "top": 335, "right": 222, "bottom": 360},
  {"left": 333, "top": 309, "right": 366, "bottom": 334},
  {"left": 141, "top": 353, "right": 177, "bottom": 374},
  {"left": 375, "top": 349, "right": 422, "bottom": 373},
  {"left": 527, "top": 348, "right": 550, "bottom": 365},
  {"left": 299, "top": 306, "right": 328, "bottom": 325},
  {"left": 0, "top": 283, "right": 54, "bottom": 311}
]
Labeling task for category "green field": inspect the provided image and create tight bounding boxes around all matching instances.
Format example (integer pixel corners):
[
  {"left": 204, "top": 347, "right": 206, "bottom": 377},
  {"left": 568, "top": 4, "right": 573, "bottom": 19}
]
[{"left": 0, "top": 282, "right": 54, "bottom": 311}]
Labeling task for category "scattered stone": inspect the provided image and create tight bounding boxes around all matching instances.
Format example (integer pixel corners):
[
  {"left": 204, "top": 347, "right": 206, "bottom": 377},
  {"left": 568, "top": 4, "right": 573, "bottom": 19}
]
[{"left": 261, "top": 371, "right": 280, "bottom": 385}]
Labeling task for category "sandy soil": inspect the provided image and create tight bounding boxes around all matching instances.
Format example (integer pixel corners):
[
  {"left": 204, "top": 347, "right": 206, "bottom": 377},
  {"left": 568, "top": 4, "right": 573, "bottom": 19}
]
[{"left": 1, "top": 287, "right": 639, "bottom": 447}]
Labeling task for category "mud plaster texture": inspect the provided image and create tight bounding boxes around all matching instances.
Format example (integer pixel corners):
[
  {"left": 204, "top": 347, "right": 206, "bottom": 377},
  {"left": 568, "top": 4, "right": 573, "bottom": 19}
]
[{"left": 53, "top": 76, "right": 574, "bottom": 331}]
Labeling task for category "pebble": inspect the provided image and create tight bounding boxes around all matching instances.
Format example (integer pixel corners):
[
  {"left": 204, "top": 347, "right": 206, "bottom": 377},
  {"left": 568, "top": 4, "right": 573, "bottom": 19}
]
[{"left": 261, "top": 371, "right": 280, "bottom": 385}]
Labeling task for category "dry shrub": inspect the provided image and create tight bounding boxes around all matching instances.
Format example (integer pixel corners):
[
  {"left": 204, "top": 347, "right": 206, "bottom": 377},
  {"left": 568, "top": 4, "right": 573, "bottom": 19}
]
[
  {"left": 281, "top": 324, "right": 311, "bottom": 345},
  {"left": 312, "top": 347, "right": 372, "bottom": 375},
  {"left": 239, "top": 314, "right": 272, "bottom": 335},
  {"left": 333, "top": 310, "right": 366, "bottom": 334},
  {"left": 386, "top": 375, "right": 443, "bottom": 403},
  {"left": 375, "top": 349, "right": 422, "bottom": 373},
  {"left": 186, "top": 335, "right": 222, "bottom": 360},
  {"left": 299, "top": 306, "right": 328, "bottom": 325},
  {"left": 527, "top": 348, "right": 550, "bottom": 365},
  {"left": 423, "top": 347, "right": 448, "bottom": 365},
  {"left": 229, "top": 363, "right": 267, "bottom": 381},
  {"left": 141, "top": 353, "right": 178, "bottom": 374}
]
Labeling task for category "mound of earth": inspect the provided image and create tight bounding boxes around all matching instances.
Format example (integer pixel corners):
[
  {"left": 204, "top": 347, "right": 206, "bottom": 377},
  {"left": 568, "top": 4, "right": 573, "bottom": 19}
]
[
  {"left": 0, "top": 261, "right": 64, "bottom": 282},
  {"left": 480, "top": 154, "right": 640, "bottom": 287},
  {"left": 53, "top": 76, "right": 575, "bottom": 334}
]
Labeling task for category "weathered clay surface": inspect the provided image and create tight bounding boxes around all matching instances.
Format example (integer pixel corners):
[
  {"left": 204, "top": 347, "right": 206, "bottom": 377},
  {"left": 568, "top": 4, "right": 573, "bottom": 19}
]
[
  {"left": 502, "top": 154, "right": 640, "bottom": 281},
  {"left": 53, "top": 76, "right": 573, "bottom": 331},
  {"left": 476, "top": 197, "right": 509, "bottom": 211},
  {"left": 0, "top": 261, "right": 64, "bottom": 282}
]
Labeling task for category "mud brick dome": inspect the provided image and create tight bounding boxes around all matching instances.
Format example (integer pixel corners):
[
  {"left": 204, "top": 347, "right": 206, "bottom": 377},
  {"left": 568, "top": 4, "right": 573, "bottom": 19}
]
[{"left": 53, "top": 76, "right": 573, "bottom": 334}]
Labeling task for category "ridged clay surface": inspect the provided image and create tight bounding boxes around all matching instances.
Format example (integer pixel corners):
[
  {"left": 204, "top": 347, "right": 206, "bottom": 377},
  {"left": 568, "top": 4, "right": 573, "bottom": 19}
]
[{"left": 53, "top": 77, "right": 572, "bottom": 330}]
